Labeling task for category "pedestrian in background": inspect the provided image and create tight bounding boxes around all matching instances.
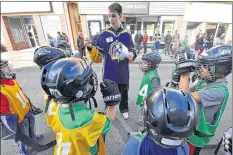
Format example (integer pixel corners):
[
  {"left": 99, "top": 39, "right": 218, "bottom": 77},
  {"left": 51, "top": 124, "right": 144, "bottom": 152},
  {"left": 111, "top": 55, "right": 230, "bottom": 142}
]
[
  {"left": 77, "top": 32, "right": 86, "bottom": 59},
  {"left": 164, "top": 31, "right": 172, "bottom": 55},
  {"left": 47, "top": 34, "right": 57, "bottom": 47},
  {"left": 57, "top": 31, "right": 65, "bottom": 41},
  {"left": 134, "top": 30, "right": 143, "bottom": 54},
  {"left": 142, "top": 31, "right": 148, "bottom": 54},
  {"left": 207, "top": 33, "right": 214, "bottom": 49},
  {"left": 172, "top": 30, "right": 180, "bottom": 53},
  {"left": 152, "top": 31, "right": 161, "bottom": 53},
  {"left": 62, "top": 32, "right": 69, "bottom": 43}
]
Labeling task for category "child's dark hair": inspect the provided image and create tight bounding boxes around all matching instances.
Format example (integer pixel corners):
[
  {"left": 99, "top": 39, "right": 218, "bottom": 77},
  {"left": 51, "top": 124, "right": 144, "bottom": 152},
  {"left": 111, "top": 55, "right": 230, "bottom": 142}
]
[{"left": 108, "top": 3, "right": 122, "bottom": 15}]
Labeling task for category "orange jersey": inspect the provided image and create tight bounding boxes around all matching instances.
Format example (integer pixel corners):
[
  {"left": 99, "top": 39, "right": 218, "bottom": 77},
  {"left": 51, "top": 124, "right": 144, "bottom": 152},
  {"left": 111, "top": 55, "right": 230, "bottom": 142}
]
[{"left": 1, "top": 79, "right": 30, "bottom": 123}]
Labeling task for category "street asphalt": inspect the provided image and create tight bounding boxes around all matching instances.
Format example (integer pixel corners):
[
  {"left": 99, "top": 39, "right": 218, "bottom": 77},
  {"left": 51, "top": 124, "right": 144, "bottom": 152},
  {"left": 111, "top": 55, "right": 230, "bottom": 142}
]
[{"left": 1, "top": 49, "right": 230, "bottom": 155}]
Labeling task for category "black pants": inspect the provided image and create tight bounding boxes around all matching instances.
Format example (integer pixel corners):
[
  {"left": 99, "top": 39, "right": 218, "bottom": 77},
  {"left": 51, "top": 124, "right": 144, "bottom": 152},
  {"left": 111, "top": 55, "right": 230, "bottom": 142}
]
[
  {"left": 79, "top": 49, "right": 86, "bottom": 58},
  {"left": 118, "top": 84, "right": 129, "bottom": 113}
]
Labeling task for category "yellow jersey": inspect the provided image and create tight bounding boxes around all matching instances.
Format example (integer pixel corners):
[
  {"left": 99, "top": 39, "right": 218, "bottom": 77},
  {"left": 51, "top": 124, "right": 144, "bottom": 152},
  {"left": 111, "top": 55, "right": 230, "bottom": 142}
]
[
  {"left": 51, "top": 105, "right": 107, "bottom": 155},
  {"left": 43, "top": 92, "right": 58, "bottom": 126},
  {"left": 1, "top": 79, "right": 30, "bottom": 123}
]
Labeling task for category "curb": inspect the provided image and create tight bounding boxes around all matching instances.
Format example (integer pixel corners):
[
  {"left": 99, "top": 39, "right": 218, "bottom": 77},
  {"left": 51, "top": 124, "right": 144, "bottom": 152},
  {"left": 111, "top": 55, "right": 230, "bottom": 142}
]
[{"left": 131, "top": 60, "right": 175, "bottom": 64}]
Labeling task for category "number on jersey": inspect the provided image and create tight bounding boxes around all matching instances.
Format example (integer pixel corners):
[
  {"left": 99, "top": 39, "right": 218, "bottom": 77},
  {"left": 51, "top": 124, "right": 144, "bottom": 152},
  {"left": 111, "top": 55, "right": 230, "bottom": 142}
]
[
  {"left": 57, "top": 132, "right": 72, "bottom": 155},
  {"left": 138, "top": 84, "right": 148, "bottom": 99},
  {"left": 16, "top": 90, "right": 28, "bottom": 108}
]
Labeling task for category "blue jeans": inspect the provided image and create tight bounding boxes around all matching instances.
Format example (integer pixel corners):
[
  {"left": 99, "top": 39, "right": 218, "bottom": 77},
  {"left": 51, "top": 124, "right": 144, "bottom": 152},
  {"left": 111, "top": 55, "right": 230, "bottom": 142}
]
[
  {"left": 165, "top": 43, "right": 171, "bottom": 55},
  {"left": 143, "top": 44, "right": 147, "bottom": 54},
  {"left": 1, "top": 112, "right": 37, "bottom": 155}
]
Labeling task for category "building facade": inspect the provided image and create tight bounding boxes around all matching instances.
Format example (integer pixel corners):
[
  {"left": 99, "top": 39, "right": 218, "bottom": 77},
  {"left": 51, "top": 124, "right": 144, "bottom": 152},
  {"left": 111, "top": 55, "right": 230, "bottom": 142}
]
[
  {"left": 183, "top": 2, "right": 232, "bottom": 46},
  {"left": 78, "top": 2, "right": 186, "bottom": 43},
  {"left": 78, "top": 1, "right": 232, "bottom": 47},
  {"left": 1, "top": 2, "right": 81, "bottom": 51},
  {"left": 1, "top": 2, "right": 231, "bottom": 52}
]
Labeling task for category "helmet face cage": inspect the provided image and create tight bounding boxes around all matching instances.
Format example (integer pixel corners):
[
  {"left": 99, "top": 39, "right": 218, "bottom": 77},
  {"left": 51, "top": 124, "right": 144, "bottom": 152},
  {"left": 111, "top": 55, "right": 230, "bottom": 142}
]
[
  {"left": 197, "top": 45, "right": 232, "bottom": 82},
  {"left": 197, "top": 58, "right": 232, "bottom": 82},
  {"left": 197, "top": 62, "right": 216, "bottom": 82},
  {"left": 0, "top": 62, "right": 16, "bottom": 79},
  {"left": 139, "top": 59, "right": 151, "bottom": 72}
]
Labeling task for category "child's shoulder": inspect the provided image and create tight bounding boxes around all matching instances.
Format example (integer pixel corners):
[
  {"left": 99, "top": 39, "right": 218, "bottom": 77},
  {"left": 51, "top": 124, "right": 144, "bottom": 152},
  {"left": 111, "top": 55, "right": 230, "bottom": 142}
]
[{"left": 1, "top": 79, "right": 16, "bottom": 87}]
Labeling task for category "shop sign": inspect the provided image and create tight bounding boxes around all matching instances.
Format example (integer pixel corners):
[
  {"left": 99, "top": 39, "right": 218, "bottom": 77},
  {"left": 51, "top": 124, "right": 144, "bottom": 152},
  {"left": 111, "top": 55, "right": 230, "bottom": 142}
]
[
  {"left": 121, "top": 2, "right": 149, "bottom": 15},
  {"left": 206, "top": 25, "right": 217, "bottom": 29}
]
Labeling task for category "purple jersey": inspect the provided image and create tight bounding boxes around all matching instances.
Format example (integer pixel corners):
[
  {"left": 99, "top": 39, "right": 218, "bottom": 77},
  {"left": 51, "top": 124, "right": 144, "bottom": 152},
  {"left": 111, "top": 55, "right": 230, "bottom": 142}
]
[{"left": 95, "top": 26, "right": 135, "bottom": 84}]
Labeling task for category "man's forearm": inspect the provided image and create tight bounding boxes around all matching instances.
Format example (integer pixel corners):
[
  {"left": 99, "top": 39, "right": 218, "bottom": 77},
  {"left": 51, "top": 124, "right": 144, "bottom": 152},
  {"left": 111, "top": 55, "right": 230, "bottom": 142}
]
[
  {"left": 106, "top": 106, "right": 116, "bottom": 120},
  {"left": 179, "top": 74, "right": 191, "bottom": 92}
]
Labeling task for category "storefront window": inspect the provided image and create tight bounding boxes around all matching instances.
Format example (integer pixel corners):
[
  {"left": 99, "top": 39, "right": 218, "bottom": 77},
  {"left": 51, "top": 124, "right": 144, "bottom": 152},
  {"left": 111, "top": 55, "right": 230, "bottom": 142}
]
[
  {"left": 105, "top": 21, "right": 110, "bottom": 30},
  {"left": 23, "top": 18, "right": 34, "bottom": 25},
  {"left": 162, "top": 22, "right": 174, "bottom": 36},
  {"left": 88, "top": 21, "right": 101, "bottom": 40},
  {"left": 137, "top": 22, "right": 141, "bottom": 30},
  {"left": 143, "top": 22, "right": 156, "bottom": 42},
  {"left": 8, "top": 17, "right": 26, "bottom": 42},
  {"left": 40, "top": 15, "right": 61, "bottom": 39},
  {"left": 205, "top": 23, "right": 218, "bottom": 37},
  {"left": 122, "top": 22, "right": 126, "bottom": 29},
  {"left": 216, "top": 23, "right": 228, "bottom": 38},
  {"left": 126, "top": 17, "right": 136, "bottom": 25}
]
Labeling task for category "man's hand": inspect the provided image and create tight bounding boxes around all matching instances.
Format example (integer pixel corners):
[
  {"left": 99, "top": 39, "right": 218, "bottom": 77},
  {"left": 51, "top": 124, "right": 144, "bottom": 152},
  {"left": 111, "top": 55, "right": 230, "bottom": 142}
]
[
  {"left": 176, "top": 52, "right": 196, "bottom": 75},
  {"left": 128, "top": 52, "right": 134, "bottom": 61},
  {"left": 84, "top": 38, "right": 92, "bottom": 48}
]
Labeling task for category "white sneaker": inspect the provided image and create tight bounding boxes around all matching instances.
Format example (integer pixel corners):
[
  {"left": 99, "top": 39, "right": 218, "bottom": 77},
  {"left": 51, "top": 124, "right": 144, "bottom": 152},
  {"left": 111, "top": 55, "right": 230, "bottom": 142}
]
[{"left": 122, "top": 112, "right": 129, "bottom": 120}]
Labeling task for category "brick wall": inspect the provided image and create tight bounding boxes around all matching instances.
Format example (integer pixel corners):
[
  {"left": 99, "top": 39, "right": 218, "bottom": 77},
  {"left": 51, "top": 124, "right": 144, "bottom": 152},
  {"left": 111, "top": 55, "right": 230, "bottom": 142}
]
[
  {"left": 1, "top": 16, "right": 13, "bottom": 51},
  {"left": 2, "top": 16, "right": 30, "bottom": 51}
]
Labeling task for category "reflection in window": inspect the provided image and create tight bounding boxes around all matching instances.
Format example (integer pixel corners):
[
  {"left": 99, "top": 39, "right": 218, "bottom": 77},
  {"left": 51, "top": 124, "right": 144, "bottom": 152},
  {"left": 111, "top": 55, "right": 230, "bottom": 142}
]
[
  {"left": 162, "top": 22, "right": 174, "bottom": 36},
  {"left": 143, "top": 22, "right": 156, "bottom": 42}
]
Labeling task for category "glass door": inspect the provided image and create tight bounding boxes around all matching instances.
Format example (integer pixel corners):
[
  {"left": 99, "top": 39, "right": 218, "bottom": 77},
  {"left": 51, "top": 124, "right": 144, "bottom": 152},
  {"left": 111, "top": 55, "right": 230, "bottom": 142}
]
[
  {"left": 23, "top": 17, "right": 40, "bottom": 47},
  {"left": 25, "top": 25, "right": 36, "bottom": 47}
]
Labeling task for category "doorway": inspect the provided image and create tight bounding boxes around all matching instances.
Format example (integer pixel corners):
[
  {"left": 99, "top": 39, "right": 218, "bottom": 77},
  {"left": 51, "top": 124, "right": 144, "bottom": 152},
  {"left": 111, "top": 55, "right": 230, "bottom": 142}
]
[
  {"left": 88, "top": 20, "right": 102, "bottom": 41},
  {"left": 126, "top": 24, "right": 136, "bottom": 35},
  {"left": 23, "top": 18, "right": 40, "bottom": 47}
]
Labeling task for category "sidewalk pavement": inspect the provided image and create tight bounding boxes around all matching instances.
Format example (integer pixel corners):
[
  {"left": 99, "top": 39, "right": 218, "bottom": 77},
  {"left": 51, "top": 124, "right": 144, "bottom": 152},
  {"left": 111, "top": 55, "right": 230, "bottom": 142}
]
[
  {"left": 133, "top": 49, "right": 175, "bottom": 64},
  {"left": 1, "top": 47, "right": 37, "bottom": 61},
  {"left": 1, "top": 47, "right": 175, "bottom": 64}
]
